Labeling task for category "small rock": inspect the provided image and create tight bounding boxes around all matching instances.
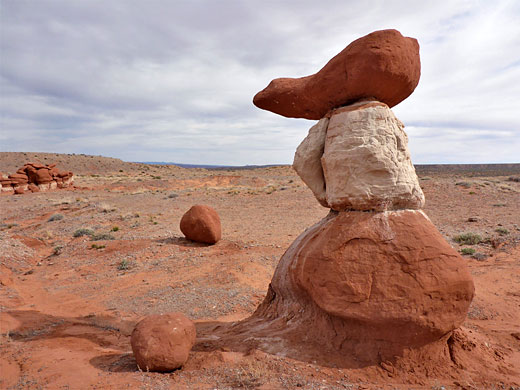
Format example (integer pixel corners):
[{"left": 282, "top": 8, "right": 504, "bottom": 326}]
[
  {"left": 131, "top": 312, "right": 196, "bottom": 372},
  {"left": 180, "top": 205, "right": 221, "bottom": 244}
]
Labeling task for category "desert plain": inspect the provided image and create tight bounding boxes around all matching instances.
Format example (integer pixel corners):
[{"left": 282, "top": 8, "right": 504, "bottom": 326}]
[{"left": 1, "top": 152, "right": 519, "bottom": 389}]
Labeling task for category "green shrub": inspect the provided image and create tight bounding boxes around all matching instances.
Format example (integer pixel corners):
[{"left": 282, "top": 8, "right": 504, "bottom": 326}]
[
  {"left": 117, "top": 259, "right": 131, "bottom": 270},
  {"left": 460, "top": 247, "right": 476, "bottom": 256},
  {"left": 111, "top": 226, "right": 119, "bottom": 232},
  {"left": 91, "top": 243, "right": 106, "bottom": 250},
  {"left": 495, "top": 227, "right": 509, "bottom": 236},
  {"left": 73, "top": 228, "right": 94, "bottom": 237},
  {"left": 453, "top": 233, "right": 482, "bottom": 245},
  {"left": 91, "top": 233, "right": 115, "bottom": 241}
]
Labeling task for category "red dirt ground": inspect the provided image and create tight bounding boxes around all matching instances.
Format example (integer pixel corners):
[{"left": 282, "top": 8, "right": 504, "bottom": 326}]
[{"left": 1, "top": 153, "right": 519, "bottom": 389}]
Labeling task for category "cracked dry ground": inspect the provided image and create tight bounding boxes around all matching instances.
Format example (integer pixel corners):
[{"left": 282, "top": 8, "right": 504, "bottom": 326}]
[{"left": 1, "top": 160, "right": 519, "bottom": 389}]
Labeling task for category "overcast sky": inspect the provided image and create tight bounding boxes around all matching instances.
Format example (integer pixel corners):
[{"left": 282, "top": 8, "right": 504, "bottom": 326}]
[{"left": 1, "top": 0, "right": 519, "bottom": 165}]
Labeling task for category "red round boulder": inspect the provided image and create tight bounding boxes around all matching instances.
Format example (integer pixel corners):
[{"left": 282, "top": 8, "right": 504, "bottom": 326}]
[
  {"left": 131, "top": 313, "right": 196, "bottom": 372},
  {"left": 253, "top": 29, "right": 421, "bottom": 119},
  {"left": 180, "top": 205, "right": 221, "bottom": 244}
]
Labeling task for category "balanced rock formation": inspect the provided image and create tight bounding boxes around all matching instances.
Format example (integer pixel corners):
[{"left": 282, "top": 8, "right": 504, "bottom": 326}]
[
  {"left": 180, "top": 205, "right": 222, "bottom": 244},
  {"left": 199, "top": 29, "right": 475, "bottom": 367},
  {"left": 131, "top": 313, "right": 196, "bottom": 372},
  {"left": 253, "top": 29, "right": 420, "bottom": 119},
  {"left": 0, "top": 162, "right": 73, "bottom": 194}
]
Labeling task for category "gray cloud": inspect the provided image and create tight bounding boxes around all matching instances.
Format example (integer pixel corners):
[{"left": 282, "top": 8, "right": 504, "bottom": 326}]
[{"left": 1, "top": 0, "right": 519, "bottom": 164}]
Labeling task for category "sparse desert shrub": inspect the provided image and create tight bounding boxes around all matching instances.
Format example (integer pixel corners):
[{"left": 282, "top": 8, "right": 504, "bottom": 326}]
[
  {"left": 495, "top": 227, "right": 509, "bottom": 236},
  {"left": 52, "top": 245, "right": 63, "bottom": 255},
  {"left": 460, "top": 247, "right": 476, "bottom": 256},
  {"left": 469, "top": 191, "right": 476, "bottom": 195},
  {"left": 168, "top": 193, "right": 179, "bottom": 199},
  {"left": 97, "top": 202, "right": 116, "bottom": 213},
  {"left": 455, "top": 181, "right": 471, "bottom": 188},
  {"left": 492, "top": 203, "right": 507, "bottom": 207},
  {"left": 91, "top": 243, "right": 106, "bottom": 250},
  {"left": 472, "top": 253, "right": 488, "bottom": 261},
  {"left": 91, "top": 233, "right": 115, "bottom": 241},
  {"left": 111, "top": 226, "right": 119, "bottom": 232},
  {"left": 117, "top": 259, "right": 131, "bottom": 270},
  {"left": 48, "top": 214, "right": 64, "bottom": 222},
  {"left": 152, "top": 175, "right": 161, "bottom": 179},
  {"left": 507, "top": 176, "right": 520, "bottom": 183},
  {"left": 73, "top": 228, "right": 94, "bottom": 237},
  {"left": 453, "top": 233, "right": 482, "bottom": 245}
]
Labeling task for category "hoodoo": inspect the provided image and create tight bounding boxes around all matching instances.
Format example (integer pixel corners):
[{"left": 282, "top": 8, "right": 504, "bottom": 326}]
[{"left": 199, "top": 29, "right": 474, "bottom": 368}]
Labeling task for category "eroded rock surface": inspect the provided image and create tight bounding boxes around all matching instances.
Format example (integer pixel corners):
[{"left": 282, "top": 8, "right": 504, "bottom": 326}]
[
  {"left": 253, "top": 29, "right": 420, "bottom": 119},
  {"left": 322, "top": 101, "right": 424, "bottom": 211},
  {"left": 216, "top": 210, "right": 475, "bottom": 364},
  {"left": 293, "top": 118, "right": 329, "bottom": 207},
  {"left": 293, "top": 100, "right": 424, "bottom": 211}
]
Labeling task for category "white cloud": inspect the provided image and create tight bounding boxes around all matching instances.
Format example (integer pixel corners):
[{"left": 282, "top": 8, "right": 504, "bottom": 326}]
[{"left": 1, "top": 0, "right": 519, "bottom": 164}]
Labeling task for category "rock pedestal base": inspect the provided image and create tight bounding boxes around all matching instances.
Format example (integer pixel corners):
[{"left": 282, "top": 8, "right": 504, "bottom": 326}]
[{"left": 198, "top": 209, "right": 474, "bottom": 366}]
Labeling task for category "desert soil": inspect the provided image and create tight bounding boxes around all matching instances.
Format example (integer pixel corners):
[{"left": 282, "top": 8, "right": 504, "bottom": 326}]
[{"left": 1, "top": 152, "right": 519, "bottom": 390}]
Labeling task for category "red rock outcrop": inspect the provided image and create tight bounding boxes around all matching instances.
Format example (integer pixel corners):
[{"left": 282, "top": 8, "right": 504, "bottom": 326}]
[
  {"left": 253, "top": 29, "right": 420, "bottom": 119},
  {"left": 0, "top": 162, "right": 74, "bottom": 194},
  {"left": 131, "top": 313, "right": 196, "bottom": 372},
  {"left": 180, "top": 205, "right": 222, "bottom": 244}
]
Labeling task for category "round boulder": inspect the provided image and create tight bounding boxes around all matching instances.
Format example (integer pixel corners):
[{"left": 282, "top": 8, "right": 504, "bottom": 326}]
[
  {"left": 131, "top": 313, "right": 196, "bottom": 372},
  {"left": 180, "top": 205, "right": 221, "bottom": 244}
]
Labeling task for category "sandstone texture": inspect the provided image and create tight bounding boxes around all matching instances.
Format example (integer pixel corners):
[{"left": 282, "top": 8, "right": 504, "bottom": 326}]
[
  {"left": 253, "top": 29, "right": 420, "bottom": 119},
  {"left": 323, "top": 101, "right": 424, "bottom": 210},
  {"left": 180, "top": 205, "right": 222, "bottom": 244},
  {"left": 293, "top": 100, "right": 424, "bottom": 211},
  {"left": 0, "top": 162, "right": 73, "bottom": 194},
  {"left": 292, "top": 118, "right": 329, "bottom": 207},
  {"left": 245, "top": 210, "right": 475, "bottom": 362},
  {"left": 131, "top": 313, "right": 196, "bottom": 372}
]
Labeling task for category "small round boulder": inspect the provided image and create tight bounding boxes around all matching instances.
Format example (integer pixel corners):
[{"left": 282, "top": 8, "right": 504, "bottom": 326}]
[
  {"left": 180, "top": 205, "right": 222, "bottom": 244},
  {"left": 131, "top": 313, "right": 196, "bottom": 372}
]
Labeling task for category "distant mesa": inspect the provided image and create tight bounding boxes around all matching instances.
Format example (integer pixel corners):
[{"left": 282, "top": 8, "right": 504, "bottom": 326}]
[
  {"left": 180, "top": 205, "right": 222, "bottom": 244},
  {"left": 253, "top": 29, "right": 420, "bottom": 119},
  {"left": 1, "top": 162, "right": 74, "bottom": 195}
]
